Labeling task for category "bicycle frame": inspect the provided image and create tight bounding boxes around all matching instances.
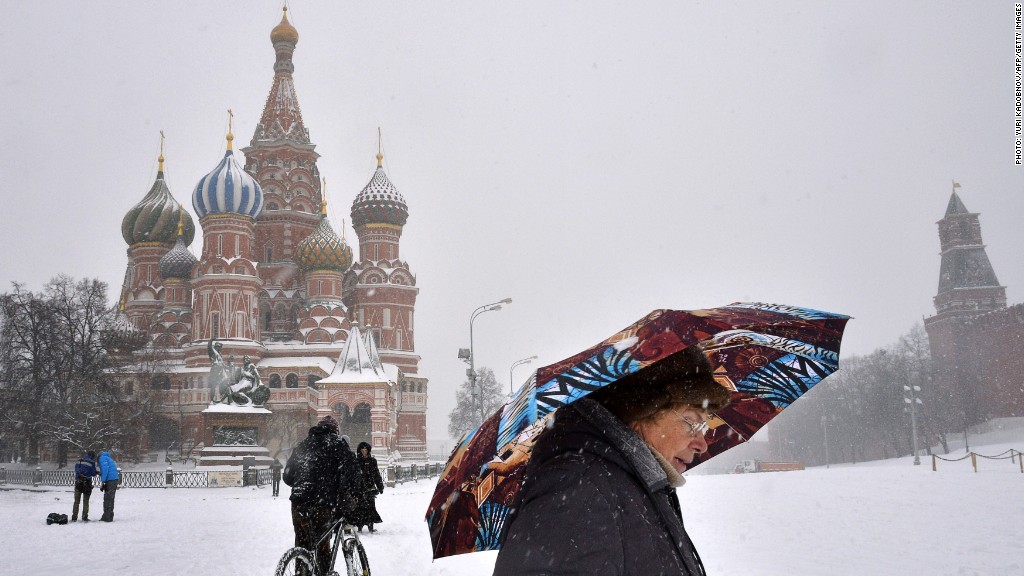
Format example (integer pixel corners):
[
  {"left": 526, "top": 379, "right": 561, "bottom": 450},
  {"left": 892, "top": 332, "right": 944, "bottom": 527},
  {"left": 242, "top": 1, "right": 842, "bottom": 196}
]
[{"left": 308, "top": 517, "right": 364, "bottom": 575}]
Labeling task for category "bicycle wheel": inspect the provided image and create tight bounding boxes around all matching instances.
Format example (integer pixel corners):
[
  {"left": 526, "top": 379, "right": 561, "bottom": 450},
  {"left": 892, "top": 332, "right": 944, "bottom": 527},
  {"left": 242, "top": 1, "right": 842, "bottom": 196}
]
[
  {"left": 276, "top": 547, "right": 316, "bottom": 576},
  {"left": 343, "top": 538, "right": 371, "bottom": 576}
]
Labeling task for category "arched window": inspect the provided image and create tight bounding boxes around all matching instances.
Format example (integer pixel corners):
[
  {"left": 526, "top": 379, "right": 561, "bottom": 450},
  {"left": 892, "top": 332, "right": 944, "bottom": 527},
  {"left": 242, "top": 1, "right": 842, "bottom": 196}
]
[
  {"left": 286, "top": 373, "right": 299, "bottom": 388},
  {"left": 307, "top": 375, "right": 319, "bottom": 388},
  {"left": 269, "top": 374, "right": 281, "bottom": 388}
]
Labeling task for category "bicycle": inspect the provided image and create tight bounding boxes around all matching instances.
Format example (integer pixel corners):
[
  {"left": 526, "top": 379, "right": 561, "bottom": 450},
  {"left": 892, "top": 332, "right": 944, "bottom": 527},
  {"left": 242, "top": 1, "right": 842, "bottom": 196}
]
[{"left": 275, "top": 517, "right": 371, "bottom": 576}]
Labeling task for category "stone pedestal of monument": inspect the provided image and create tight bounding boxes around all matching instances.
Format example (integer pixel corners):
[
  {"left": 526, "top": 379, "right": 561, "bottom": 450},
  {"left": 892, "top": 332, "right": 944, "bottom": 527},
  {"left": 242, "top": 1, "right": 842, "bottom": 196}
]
[{"left": 197, "top": 403, "right": 275, "bottom": 468}]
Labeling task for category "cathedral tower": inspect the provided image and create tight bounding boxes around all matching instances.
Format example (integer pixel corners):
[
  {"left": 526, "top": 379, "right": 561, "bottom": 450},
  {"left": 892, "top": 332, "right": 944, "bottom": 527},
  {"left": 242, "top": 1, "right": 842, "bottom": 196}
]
[
  {"left": 345, "top": 145, "right": 420, "bottom": 374},
  {"left": 242, "top": 6, "right": 322, "bottom": 341},
  {"left": 190, "top": 119, "right": 265, "bottom": 359},
  {"left": 294, "top": 192, "right": 353, "bottom": 344},
  {"left": 120, "top": 143, "right": 195, "bottom": 330}
]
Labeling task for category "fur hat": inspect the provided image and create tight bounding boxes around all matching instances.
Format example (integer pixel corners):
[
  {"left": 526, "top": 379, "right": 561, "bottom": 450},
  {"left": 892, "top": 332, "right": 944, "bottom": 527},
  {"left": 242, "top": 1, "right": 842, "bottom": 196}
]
[
  {"left": 587, "top": 345, "right": 730, "bottom": 424},
  {"left": 317, "top": 415, "right": 339, "bottom": 433}
]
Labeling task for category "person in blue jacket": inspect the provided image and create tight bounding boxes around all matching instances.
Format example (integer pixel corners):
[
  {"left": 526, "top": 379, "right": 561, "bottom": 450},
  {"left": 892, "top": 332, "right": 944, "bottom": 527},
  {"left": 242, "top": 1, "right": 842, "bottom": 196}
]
[
  {"left": 97, "top": 451, "right": 120, "bottom": 522},
  {"left": 71, "top": 451, "right": 98, "bottom": 522}
]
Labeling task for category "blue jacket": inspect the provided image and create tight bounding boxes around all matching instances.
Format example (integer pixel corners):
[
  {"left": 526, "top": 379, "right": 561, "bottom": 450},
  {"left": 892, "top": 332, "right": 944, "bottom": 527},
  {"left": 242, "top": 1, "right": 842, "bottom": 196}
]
[
  {"left": 74, "top": 455, "right": 97, "bottom": 479},
  {"left": 98, "top": 452, "right": 119, "bottom": 482}
]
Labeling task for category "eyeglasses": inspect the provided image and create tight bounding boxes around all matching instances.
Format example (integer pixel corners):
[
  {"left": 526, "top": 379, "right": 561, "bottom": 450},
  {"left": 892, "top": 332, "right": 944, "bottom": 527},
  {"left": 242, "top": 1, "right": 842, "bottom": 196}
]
[{"left": 672, "top": 410, "right": 711, "bottom": 437}]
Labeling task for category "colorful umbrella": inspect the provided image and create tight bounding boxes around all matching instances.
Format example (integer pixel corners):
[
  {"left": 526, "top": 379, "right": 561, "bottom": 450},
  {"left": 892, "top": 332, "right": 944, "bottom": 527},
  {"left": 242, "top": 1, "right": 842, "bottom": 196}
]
[{"left": 426, "top": 302, "right": 850, "bottom": 559}]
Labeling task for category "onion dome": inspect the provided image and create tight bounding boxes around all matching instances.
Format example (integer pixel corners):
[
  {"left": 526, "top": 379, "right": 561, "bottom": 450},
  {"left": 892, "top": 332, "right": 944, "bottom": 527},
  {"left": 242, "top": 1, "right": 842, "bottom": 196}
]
[
  {"left": 270, "top": 6, "right": 299, "bottom": 44},
  {"left": 296, "top": 196, "right": 354, "bottom": 272},
  {"left": 101, "top": 299, "right": 148, "bottom": 353},
  {"left": 192, "top": 118, "right": 264, "bottom": 219},
  {"left": 158, "top": 217, "right": 198, "bottom": 279},
  {"left": 121, "top": 149, "right": 195, "bottom": 246},
  {"left": 350, "top": 149, "right": 408, "bottom": 228}
]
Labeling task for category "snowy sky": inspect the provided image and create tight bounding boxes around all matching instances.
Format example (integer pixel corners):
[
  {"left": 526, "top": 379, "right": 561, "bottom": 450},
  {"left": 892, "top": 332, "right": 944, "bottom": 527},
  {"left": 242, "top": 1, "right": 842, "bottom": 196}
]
[{"left": 1, "top": 1, "right": 1021, "bottom": 443}]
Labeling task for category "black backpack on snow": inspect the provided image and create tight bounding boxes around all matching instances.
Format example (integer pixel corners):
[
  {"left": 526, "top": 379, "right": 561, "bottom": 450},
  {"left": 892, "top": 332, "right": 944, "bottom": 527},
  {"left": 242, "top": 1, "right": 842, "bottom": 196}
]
[{"left": 46, "top": 513, "right": 68, "bottom": 525}]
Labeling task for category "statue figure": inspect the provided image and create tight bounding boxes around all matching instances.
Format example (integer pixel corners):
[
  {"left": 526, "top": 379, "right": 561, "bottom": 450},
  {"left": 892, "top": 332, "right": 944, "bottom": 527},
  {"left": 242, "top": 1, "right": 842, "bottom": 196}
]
[
  {"left": 237, "top": 355, "right": 271, "bottom": 406},
  {"left": 206, "top": 339, "right": 270, "bottom": 407},
  {"left": 207, "top": 339, "right": 232, "bottom": 404}
]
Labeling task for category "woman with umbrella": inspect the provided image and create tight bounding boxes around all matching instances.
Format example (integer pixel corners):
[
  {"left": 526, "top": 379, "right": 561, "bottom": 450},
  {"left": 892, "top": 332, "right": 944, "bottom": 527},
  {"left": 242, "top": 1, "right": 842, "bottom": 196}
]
[
  {"left": 352, "top": 441, "right": 385, "bottom": 532},
  {"left": 492, "top": 346, "right": 730, "bottom": 575}
]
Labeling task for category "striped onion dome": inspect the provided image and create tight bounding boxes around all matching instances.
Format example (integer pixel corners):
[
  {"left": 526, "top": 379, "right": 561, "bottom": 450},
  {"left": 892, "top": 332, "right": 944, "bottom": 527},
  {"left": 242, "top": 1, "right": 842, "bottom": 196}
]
[
  {"left": 295, "top": 214, "right": 353, "bottom": 272},
  {"left": 121, "top": 169, "right": 195, "bottom": 246},
  {"left": 351, "top": 154, "right": 408, "bottom": 227},
  {"left": 158, "top": 229, "right": 197, "bottom": 279},
  {"left": 192, "top": 148, "right": 264, "bottom": 219}
]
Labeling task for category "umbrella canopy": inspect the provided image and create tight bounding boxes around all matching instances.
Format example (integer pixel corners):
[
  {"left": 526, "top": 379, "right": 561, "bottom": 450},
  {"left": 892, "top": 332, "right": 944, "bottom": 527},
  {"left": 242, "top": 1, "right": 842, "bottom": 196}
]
[{"left": 426, "top": 302, "right": 850, "bottom": 559}]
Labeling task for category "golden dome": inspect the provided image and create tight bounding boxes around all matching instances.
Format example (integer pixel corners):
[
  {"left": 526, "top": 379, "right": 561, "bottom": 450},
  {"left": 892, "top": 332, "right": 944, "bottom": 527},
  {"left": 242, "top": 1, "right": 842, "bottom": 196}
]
[{"left": 270, "top": 6, "right": 299, "bottom": 44}]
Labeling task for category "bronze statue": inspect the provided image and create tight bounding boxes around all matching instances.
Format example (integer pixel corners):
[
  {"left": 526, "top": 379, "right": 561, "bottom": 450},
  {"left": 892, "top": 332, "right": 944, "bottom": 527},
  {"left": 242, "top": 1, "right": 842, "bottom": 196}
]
[{"left": 206, "top": 339, "right": 270, "bottom": 406}]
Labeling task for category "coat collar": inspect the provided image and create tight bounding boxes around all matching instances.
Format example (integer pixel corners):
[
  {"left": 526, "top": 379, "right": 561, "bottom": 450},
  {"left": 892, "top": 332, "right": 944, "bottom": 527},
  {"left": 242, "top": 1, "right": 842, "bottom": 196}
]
[{"left": 570, "top": 398, "right": 670, "bottom": 492}]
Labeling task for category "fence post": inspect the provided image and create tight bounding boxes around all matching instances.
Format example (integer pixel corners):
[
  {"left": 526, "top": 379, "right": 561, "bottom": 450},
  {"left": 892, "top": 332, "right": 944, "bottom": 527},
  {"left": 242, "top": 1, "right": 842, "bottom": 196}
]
[
  {"left": 412, "top": 463, "right": 418, "bottom": 483},
  {"left": 1019, "top": 450, "right": 1023, "bottom": 474},
  {"left": 166, "top": 466, "right": 174, "bottom": 488},
  {"left": 32, "top": 466, "right": 42, "bottom": 487},
  {"left": 0, "top": 467, "right": 5, "bottom": 485},
  {"left": 971, "top": 452, "right": 977, "bottom": 473},
  {"left": 387, "top": 463, "right": 397, "bottom": 488},
  {"left": 931, "top": 454, "right": 936, "bottom": 472}
]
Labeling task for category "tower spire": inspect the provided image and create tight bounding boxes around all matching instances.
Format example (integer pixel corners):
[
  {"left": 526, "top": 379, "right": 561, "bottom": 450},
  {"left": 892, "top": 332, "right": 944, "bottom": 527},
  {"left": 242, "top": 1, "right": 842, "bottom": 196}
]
[
  {"left": 377, "top": 127, "right": 384, "bottom": 168},
  {"left": 226, "top": 109, "right": 234, "bottom": 151},
  {"left": 158, "top": 130, "right": 166, "bottom": 175},
  {"left": 321, "top": 177, "right": 328, "bottom": 216}
]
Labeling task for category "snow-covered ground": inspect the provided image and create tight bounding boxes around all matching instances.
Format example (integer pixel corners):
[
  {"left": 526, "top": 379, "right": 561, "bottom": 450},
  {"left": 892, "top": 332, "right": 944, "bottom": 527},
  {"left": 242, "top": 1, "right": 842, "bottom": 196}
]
[{"left": 3, "top": 437, "right": 1023, "bottom": 575}]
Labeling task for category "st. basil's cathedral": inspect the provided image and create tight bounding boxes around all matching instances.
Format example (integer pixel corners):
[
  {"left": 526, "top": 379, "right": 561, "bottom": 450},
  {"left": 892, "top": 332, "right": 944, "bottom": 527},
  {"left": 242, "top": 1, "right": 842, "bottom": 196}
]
[{"left": 117, "top": 8, "right": 428, "bottom": 461}]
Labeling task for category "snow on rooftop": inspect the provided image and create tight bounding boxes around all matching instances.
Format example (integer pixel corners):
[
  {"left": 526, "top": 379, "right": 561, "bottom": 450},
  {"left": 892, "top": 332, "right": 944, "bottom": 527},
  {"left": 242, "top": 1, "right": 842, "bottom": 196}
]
[{"left": 202, "top": 403, "right": 272, "bottom": 414}]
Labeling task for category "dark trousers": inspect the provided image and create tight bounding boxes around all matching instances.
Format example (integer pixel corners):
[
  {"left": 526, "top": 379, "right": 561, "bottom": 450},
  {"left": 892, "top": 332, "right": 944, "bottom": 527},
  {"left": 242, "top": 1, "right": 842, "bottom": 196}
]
[
  {"left": 292, "top": 503, "right": 335, "bottom": 576},
  {"left": 101, "top": 479, "right": 119, "bottom": 521},
  {"left": 272, "top": 475, "right": 281, "bottom": 496},
  {"left": 72, "top": 486, "right": 91, "bottom": 520}
]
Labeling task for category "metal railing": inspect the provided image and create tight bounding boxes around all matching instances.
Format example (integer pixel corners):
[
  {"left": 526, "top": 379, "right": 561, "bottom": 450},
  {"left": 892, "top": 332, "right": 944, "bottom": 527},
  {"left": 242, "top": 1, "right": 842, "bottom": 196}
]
[
  {"left": 3, "top": 461, "right": 444, "bottom": 488},
  {"left": 384, "top": 462, "right": 444, "bottom": 486}
]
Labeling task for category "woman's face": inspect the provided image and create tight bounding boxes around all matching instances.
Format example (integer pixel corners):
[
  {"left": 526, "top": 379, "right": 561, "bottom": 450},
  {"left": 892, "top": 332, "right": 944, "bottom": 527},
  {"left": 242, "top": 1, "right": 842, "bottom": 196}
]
[
  {"left": 360, "top": 448, "right": 369, "bottom": 457},
  {"left": 633, "top": 406, "right": 710, "bottom": 474}
]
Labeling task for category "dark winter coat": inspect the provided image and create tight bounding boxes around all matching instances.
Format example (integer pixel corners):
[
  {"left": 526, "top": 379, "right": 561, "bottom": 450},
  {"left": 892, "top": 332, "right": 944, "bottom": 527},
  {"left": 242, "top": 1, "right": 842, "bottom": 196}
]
[
  {"left": 283, "top": 423, "right": 359, "bottom": 512},
  {"left": 493, "top": 398, "right": 708, "bottom": 576},
  {"left": 74, "top": 454, "right": 97, "bottom": 493},
  {"left": 351, "top": 442, "right": 384, "bottom": 525},
  {"left": 98, "top": 452, "right": 119, "bottom": 482}
]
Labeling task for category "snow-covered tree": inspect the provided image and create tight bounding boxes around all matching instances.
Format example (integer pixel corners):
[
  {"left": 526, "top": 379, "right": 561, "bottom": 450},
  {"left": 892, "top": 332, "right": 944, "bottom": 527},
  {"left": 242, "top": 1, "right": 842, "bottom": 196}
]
[{"left": 448, "top": 367, "right": 505, "bottom": 439}]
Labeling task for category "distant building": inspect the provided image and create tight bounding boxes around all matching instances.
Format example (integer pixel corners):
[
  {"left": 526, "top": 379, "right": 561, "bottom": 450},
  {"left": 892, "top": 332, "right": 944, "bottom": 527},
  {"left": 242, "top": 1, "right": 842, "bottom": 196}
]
[
  {"left": 924, "top": 185, "right": 1023, "bottom": 429},
  {"left": 116, "top": 7, "right": 427, "bottom": 460}
]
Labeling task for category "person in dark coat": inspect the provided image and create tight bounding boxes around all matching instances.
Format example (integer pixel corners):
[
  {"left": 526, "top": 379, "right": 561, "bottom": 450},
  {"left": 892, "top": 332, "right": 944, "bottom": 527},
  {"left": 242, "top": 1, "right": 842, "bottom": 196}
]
[
  {"left": 283, "top": 416, "right": 359, "bottom": 576},
  {"left": 493, "top": 346, "right": 731, "bottom": 576},
  {"left": 270, "top": 458, "right": 283, "bottom": 497},
  {"left": 351, "top": 442, "right": 384, "bottom": 532},
  {"left": 97, "top": 451, "right": 120, "bottom": 522},
  {"left": 71, "top": 451, "right": 98, "bottom": 522}
]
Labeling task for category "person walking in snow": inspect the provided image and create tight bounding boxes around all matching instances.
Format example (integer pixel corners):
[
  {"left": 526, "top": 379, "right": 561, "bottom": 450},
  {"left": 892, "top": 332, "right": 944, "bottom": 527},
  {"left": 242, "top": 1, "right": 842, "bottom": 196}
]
[
  {"left": 351, "top": 442, "right": 384, "bottom": 533},
  {"left": 71, "top": 451, "right": 98, "bottom": 522},
  {"left": 283, "top": 416, "right": 360, "bottom": 575},
  {"left": 97, "top": 451, "right": 120, "bottom": 522},
  {"left": 270, "top": 458, "right": 283, "bottom": 497},
  {"left": 493, "top": 346, "right": 730, "bottom": 576}
]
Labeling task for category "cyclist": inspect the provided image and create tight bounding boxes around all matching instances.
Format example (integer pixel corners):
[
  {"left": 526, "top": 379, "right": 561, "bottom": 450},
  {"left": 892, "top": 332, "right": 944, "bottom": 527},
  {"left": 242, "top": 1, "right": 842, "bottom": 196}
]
[{"left": 283, "top": 416, "right": 360, "bottom": 576}]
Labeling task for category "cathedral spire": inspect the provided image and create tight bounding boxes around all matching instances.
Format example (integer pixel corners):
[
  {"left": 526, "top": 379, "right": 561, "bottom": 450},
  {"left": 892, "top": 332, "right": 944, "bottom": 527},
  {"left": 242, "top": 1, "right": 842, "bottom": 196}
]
[
  {"left": 158, "top": 130, "right": 165, "bottom": 175},
  {"left": 251, "top": 5, "right": 309, "bottom": 146}
]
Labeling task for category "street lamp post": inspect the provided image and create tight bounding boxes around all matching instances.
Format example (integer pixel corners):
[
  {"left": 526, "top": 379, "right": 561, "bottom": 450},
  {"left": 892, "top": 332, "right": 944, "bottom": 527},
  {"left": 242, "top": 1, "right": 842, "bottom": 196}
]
[
  {"left": 903, "top": 373, "right": 923, "bottom": 466},
  {"left": 465, "top": 298, "right": 512, "bottom": 424},
  {"left": 509, "top": 355, "right": 538, "bottom": 395}
]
